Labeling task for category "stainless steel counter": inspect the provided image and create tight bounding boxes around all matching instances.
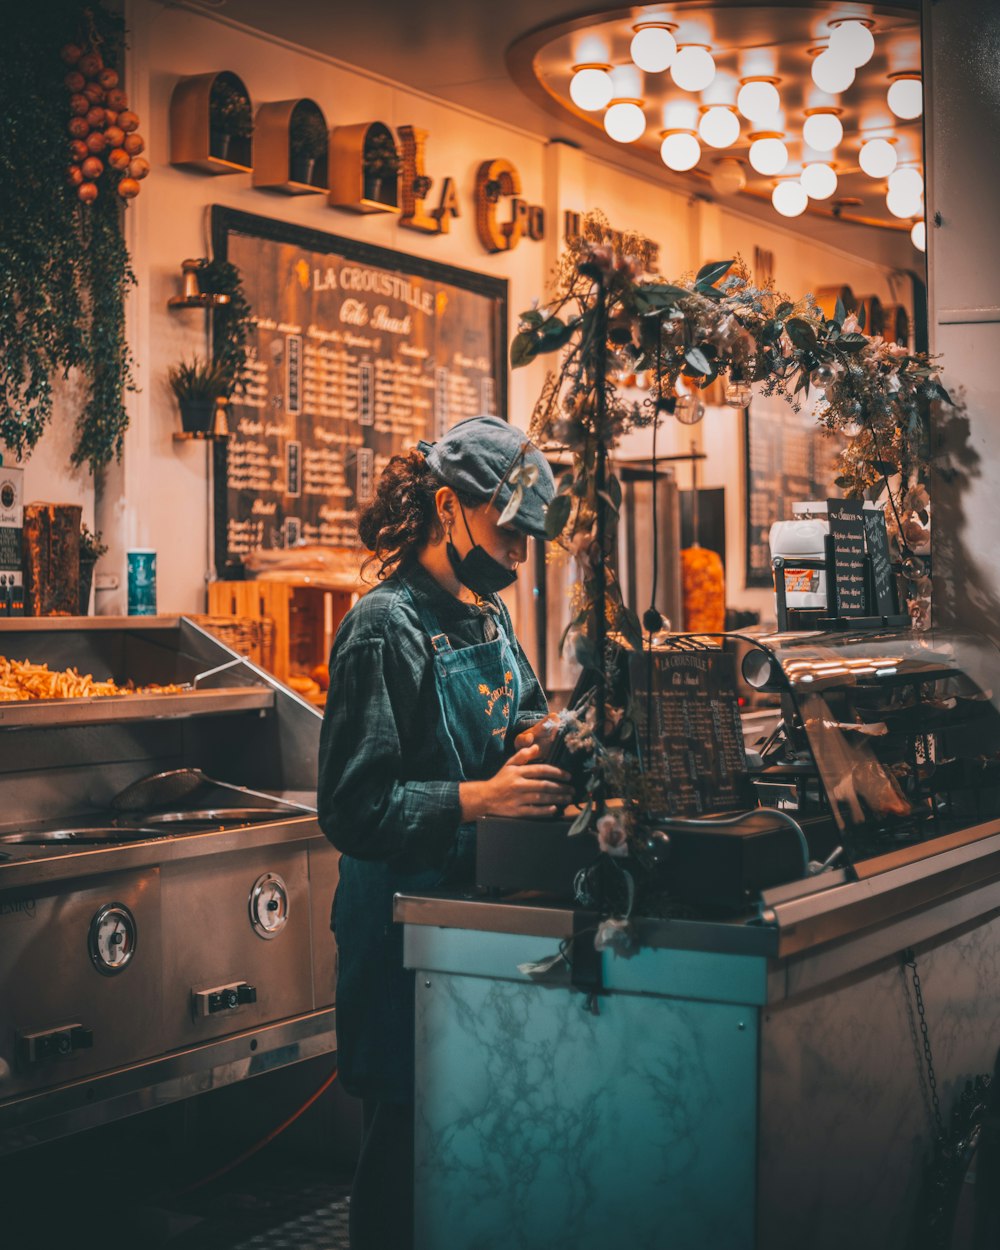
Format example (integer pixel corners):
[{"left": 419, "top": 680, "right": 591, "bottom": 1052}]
[{"left": 0, "top": 617, "right": 337, "bottom": 1156}]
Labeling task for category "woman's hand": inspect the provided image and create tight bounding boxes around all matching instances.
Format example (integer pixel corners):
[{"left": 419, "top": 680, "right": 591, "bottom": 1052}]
[
  {"left": 459, "top": 744, "right": 574, "bottom": 821},
  {"left": 513, "top": 713, "right": 559, "bottom": 754}
]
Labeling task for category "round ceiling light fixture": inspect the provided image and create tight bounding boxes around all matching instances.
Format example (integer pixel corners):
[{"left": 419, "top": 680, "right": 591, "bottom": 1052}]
[
  {"left": 710, "top": 157, "right": 747, "bottom": 196},
  {"left": 887, "top": 73, "right": 923, "bottom": 119},
  {"left": 660, "top": 130, "right": 701, "bottom": 171},
  {"left": 671, "top": 45, "right": 716, "bottom": 93},
  {"left": 886, "top": 186, "right": 922, "bottom": 219},
  {"left": 858, "top": 137, "right": 897, "bottom": 178},
  {"left": 604, "top": 100, "right": 646, "bottom": 143},
  {"left": 888, "top": 166, "right": 924, "bottom": 202},
  {"left": 737, "top": 77, "right": 780, "bottom": 124},
  {"left": 698, "top": 105, "right": 740, "bottom": 149},
  {"left": 748, "top": 132, "right": 789, "bottom": 176},
  {"left": 802, "top": 109, "right": 843, "bottom": 152},
  {"left": 569, "top": 64, "right": 614, "bottom": 111},
  {"left": 828, "top": 19, "right": 875, "bottom": 68},
  {"left": 772, "top": 180, "right": 808, "bottom": 218},
  {"left": 811, "top": 48, "right": 856, "bottom": 95},
  {"left": 911, "top": 220, "right": 926, "bottom": 252},
  {"left": 801, "top": 162, "right": 838, "bottom": 200},
  {"left": 630, "top": 23, "right": 677, "bottom": 74}
]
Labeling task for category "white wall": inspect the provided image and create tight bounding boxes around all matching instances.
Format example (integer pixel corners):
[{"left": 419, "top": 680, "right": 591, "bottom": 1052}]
[
  {"left": 924, "top": 0, "right": 1000, "bottom": 642},
  {"left": 18, "top": 0, "right": 917, "bottom": 635}
]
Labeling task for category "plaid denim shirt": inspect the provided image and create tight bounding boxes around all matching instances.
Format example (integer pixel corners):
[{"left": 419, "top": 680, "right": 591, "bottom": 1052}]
[{"left": 317, "top": 559, "right": 547, "bottom": 870}]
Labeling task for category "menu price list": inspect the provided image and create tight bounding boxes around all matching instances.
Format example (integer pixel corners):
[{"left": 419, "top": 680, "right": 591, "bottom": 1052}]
[
  {"left": 216, "top": 224, "right": 502, "bottom": 574},
  {"left": 629, "top": 650, "right": 751, "bottom": 816},
  {"left": 745, "top": 398, "right": 843, "bottom": 588}
]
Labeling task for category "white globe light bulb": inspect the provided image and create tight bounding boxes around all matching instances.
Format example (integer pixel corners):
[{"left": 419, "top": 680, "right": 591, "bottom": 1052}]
[
  {"left": 748, "top": 136, "right": 789, "bottom": 176},
  {"left": 802, "top": 112, "right": 843, "bottom": 151},
  {"left": 811, "top": 50, "right": 856, "bottom": 95},
  {"left": 772, "top": 181, "right": 808, "bottom": 217},
  {"left": 886, "top": 187, "right": 921, "bottom": 219},
  {"left": 698, "top": 106, "right": 740, "bottom": 149},
  {"left": 801, "top": 162, "right": 838, "bottom": 200},
  {"left": 887, "top": 77, "right": 922, "bottom": 119},
  {"left": 858, "top": 138, "right": 897, "bottom": 178},
  {"left": 911, "top": 220, "right": 926, "bottom": 252},
  {"left": 710, "top": 158, "right": 746, "bottom": 196},
  {"left": 660, "top": 131, "right": 701, "bottom": 172},
  {"left": 671, "top": 46, "right": 716, "bottom": 93},
  {"left": 829, "top": 21, "right": 875, "bottom": 68},
  {"left": 631, "top": 26, "right": 677, "bottom": 74},
  {"left": 737, "top": 79, "right": 780, "bottom": 123},
  {"left": 888, "top": 166, "right": 924, "bottom": 201},
  {"left": 570, "top": 66, "right": 613, "bottom": 111},
  {"left": 604, "top": 101, "right": 646, "bottom": 143}
]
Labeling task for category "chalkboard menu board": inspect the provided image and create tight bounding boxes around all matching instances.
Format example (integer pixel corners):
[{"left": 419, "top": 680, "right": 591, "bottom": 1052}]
[
  {"left": 210, "top": 208, "right": 507, "bottom": 576},
  {"left": 629, "top": 650, "right": 751, "bottom": 816},
  {"left": 863, "top": 508, "right": 897, "bottom": 616},
  {"left": 826, "top": 498, "right": 867, "bottom": 615},
  {"left": 744, "top": 393, "right": 844, "bottom": 588}
]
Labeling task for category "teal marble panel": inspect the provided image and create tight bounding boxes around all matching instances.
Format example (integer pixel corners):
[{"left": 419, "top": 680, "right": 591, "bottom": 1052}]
[
  {"left": 405, "top": 925, "right": 769, "bottom": 1005},
  {"left": 414, "top": 970, "right": 757, "bottom": 1250}
]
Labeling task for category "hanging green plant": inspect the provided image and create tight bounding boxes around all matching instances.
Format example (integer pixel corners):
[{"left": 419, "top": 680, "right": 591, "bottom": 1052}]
[
  {"left": 0, "top": 0, "right": 137, "bottom": 472},
  {"left": 197, "top": 259, "right": 254, "bottom": 397}
]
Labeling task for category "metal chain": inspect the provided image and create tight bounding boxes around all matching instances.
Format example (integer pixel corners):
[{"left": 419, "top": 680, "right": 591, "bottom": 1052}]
[{"left": 903, "top": 947, "right": 946, "bottom": 1145}]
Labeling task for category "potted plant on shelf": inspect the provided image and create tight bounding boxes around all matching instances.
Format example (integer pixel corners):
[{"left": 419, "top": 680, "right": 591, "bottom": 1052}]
[
  {"left": 168, "top": 356, "right": 230, "bottom": 435},
  {"left": 362, "top": 128, "right": 400, "bottom": 204},
  {"left": 78, "top": 523, "right": 108, "bottom": 616},
  {"left": 209, "top": 77, "right": 253, "bottom": 163},
  {"left": 289, "top": 107, "right": 327, "bottom": 186}
]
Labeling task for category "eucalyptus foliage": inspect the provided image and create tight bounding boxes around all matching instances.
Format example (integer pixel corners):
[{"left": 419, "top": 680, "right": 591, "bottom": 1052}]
[
  {"left": 0, "top": 1, "right": 136, "bottom": 471},
  {"left": 512, "top": 212, "right": 950, "bottom": 636}
]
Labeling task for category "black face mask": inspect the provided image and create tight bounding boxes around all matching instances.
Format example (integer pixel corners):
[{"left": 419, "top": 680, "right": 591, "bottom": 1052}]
[{"left": 446, "top": 502, "right": 518, "bottom": 597}]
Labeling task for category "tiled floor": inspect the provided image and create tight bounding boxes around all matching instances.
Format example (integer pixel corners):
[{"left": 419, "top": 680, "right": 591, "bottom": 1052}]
[{"left": 6, "top": 1110, "right": 354, "bottom": 1250}]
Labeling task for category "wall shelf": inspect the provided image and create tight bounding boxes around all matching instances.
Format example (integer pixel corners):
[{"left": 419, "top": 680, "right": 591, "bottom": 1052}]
[
  {"left": 170, "top": 71, "right": 254, "bottom": 175},
  {"left": 167, "top": 293, "right": 231, "bottom": 309},
  {"left": 328, "top": 121, "right": 400, "bottom": 214},
  {"left": 253, "top": 99, "right": 328, "bottom": 195}
]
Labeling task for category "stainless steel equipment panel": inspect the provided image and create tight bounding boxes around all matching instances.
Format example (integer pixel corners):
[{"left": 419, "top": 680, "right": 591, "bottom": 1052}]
[{"left": 0, "top": 868, "right": 163, "bottom": 1099}]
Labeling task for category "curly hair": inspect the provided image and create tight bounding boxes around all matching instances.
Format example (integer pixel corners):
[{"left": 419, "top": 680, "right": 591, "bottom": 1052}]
[{"left": 358, "top": 449, "right": 477, "bottom": 581}]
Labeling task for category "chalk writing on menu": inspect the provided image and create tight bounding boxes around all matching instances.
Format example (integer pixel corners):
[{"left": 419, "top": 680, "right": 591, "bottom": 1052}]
[
  {"left": 863, "top": 508, "right": 897, "bottom": 617},
  {"left": 629, "top": 651, "right": 751, "bottom": 816},
  {"left": 211, "top": 210, "right": 506, "bottom": 577},
  {"left": 826, "top": 498, "right": 868, "bottom": 616},
  {"left": 744, "top": 394, "right": 844, "bottom": 588}
]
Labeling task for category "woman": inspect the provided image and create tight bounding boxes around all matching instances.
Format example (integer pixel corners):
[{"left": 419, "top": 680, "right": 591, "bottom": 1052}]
[{"left": 318, "top": 415, "right": 571, "bottom": 1250}]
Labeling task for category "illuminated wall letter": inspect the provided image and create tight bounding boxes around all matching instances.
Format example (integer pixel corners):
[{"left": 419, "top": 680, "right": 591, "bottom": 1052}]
[
  {"left": 398, "top": 125, "right": 439, "bottom": 234},
  {"left": 433, "top": 177, "right": 461, "bottom": 233},
  {"left": 475, "top": 159, "right": 523, "bottom": 253}
]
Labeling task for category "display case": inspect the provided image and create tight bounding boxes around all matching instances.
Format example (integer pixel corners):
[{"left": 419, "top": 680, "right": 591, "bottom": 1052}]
[{"left": 742, "top": 627, "right": 1000, "bottom": 870}]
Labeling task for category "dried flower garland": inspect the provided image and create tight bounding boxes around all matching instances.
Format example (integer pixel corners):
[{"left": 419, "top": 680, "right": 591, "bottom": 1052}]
[
  {"left": 510, "top": 211, "right": 954, "bottom": 877},
  {"left": 511, "top": 211, "right": 951, "bottom": 638}
]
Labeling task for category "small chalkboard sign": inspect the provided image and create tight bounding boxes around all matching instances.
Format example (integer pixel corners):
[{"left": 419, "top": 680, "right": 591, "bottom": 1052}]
[
  {"left": 826, "top": 499, "right": 868, "bottom": 616},
  {"left": 629, "top": 650, "right": 751, "bottom": 816},
  {"left": 863, "top": 508, "right": 897, "bottom": 617}
]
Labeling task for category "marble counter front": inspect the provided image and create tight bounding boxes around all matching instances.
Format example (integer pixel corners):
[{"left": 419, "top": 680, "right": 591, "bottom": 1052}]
[{"left": 399, "top": 855, "right": 1000, "bottom": 1250}]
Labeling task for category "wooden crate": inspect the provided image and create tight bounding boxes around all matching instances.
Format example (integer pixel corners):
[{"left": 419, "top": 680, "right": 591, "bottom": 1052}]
[{"left": 207, "top": 579, "right": 357, "bottom": 686}]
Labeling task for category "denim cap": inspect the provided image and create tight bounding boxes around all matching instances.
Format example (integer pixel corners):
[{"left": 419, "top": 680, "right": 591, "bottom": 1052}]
[{"left": 417, "top": 415, "right": 555, "bottom": 540}]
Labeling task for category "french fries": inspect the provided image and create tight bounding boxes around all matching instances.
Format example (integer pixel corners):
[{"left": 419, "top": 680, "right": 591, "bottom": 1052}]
[{"left": 0, "top": 656, "right": 184, "bottom": 702}]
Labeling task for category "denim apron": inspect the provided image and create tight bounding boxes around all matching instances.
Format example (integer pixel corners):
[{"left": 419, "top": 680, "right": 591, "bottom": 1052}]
[{"left": 333, "top": 584, "right": 522, "bottom": 1103}]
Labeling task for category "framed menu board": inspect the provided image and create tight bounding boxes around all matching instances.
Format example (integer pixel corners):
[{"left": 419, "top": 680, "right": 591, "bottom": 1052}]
[
  {"left": 629, "top": 649, "right": 752, "bottom": 816},
  {"left": 743, "top": 393, "right": 844, "bottom": 588},
  {"left": 210, "top": 208, "right": 507, "bottom": 577}
]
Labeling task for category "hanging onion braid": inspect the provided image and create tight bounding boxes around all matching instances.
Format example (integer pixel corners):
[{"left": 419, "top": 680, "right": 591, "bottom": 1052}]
[{"left": 358, "top": 449, "right": 477, "bottom": 581}]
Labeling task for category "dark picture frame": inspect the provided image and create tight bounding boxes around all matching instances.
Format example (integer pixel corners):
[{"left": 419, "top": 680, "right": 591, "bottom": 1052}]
[
  {"left": 743, "top": 396, "right": 845, "bottom": 589},
  {"left": 209, "top": 206, "right": 508, "bottom": 577}
]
